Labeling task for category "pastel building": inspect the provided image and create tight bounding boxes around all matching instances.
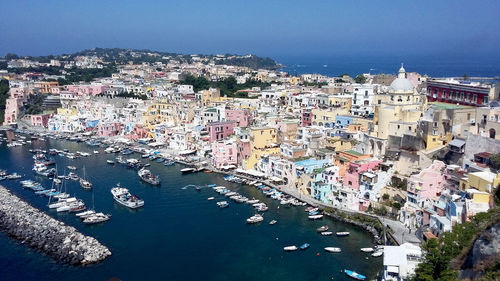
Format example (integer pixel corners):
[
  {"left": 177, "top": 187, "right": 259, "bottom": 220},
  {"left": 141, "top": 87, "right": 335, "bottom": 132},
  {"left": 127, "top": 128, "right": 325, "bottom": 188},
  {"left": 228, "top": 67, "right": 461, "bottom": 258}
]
[
  {"left": 97, "top": 122, "right": 121, "bottom": 137},
  {"left": 207, "top": 121, "right": 235, "bottom": 142},
  {"left": 225, "top": 109, "right": 252, "bottom": 127},
  {"left": 29, "top": 114, "right": 51, "bottom": 128},
  {"left": 67, "top": 85, "right": 106, "bottom": 96},
  {"left": 343, "top": 158, "right": 382, "bottom": 190},
  {"left": 211, "top": 140, "right": 238, "bottom": 169}
]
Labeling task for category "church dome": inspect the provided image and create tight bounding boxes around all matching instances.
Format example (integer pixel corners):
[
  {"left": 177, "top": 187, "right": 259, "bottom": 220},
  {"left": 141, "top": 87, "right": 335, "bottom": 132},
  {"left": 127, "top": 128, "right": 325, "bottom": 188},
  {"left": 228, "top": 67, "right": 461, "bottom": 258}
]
[
  {"left": 389, "top": 63, "right": 414, "bottom": 93},
  {"left": 389, "top": 77, "right": 414, "bottom": 92}
]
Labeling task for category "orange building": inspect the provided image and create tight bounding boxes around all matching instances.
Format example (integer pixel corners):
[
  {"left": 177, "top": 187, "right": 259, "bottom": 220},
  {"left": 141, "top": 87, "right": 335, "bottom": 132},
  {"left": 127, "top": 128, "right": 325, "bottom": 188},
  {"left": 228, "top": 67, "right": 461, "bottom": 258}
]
[{"left": 334, "top": 150, "right": 371, "bottom": 177}]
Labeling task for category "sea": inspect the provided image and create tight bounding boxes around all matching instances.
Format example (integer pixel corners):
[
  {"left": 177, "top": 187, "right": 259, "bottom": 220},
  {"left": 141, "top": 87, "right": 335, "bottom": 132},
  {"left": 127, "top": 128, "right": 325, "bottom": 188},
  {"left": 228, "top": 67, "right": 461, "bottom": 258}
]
[
  {"left": 0, "top": 131, "right": 382, "bottom": 281},
  {"left": 274, "top": 54, "right": 500, "bottom": 78}
]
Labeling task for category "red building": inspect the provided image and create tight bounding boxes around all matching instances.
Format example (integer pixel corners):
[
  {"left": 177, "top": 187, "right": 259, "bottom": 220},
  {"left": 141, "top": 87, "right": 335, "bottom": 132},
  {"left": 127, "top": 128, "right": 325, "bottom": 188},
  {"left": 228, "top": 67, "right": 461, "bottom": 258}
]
[
  {"left": 426, "top": 80, "right": 494, "bottom": 107},
  {"left": 302, "top": 108, "right": 312, "bottom": 127}
]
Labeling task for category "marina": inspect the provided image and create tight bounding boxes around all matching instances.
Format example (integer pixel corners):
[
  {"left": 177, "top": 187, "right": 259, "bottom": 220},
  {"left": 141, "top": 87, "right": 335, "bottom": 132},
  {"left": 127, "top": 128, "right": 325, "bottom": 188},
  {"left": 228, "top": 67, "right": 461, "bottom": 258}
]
[{"left": 0, "top": 131, "right": 381, "bottom": 281}]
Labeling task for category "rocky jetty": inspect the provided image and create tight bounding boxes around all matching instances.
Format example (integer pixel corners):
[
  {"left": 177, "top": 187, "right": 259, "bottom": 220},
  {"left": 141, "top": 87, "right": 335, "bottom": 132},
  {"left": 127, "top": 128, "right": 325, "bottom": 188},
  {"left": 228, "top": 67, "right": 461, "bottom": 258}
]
[{"left": 0, "top": 186, "right": 111, "bottom": 265}]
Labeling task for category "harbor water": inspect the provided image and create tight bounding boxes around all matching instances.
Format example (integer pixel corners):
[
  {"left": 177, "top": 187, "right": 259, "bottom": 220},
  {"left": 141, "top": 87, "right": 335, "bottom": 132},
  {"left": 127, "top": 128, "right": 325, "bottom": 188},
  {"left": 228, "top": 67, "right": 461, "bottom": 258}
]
[{"left": 0, "top": 132, "right": 382, "bottom": 281}]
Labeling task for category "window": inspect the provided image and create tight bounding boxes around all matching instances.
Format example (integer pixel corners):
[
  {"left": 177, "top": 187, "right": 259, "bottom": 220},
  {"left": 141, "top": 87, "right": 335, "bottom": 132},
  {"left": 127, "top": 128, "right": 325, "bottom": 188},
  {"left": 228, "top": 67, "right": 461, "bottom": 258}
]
[
  {"left": 365, "top": 90, "right": 368, "bottom": 96},
  {"left": 433, "top": 122, "right": 438, "bottom": 127},
  {"left": 473, "top": 94, "right": 477, "bottom": 103},
  {"left": 484, "top": 96, "right": 489, "bottom": 104},
  {"left": 433, "top": 130, "right": 438, "bottom": 136},
  {"left": 466, "top": 93, "right": 470, "bottom": 102},
  {"left": 378, "top": 100, "right": 381, "bottom": 104}
]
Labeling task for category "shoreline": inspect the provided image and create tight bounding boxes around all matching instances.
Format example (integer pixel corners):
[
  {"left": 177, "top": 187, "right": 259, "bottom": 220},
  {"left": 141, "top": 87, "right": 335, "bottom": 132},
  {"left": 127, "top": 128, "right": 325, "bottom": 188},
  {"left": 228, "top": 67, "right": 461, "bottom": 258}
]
[{"left": 6, "top": 126, "right": 418, "bottom": 245}]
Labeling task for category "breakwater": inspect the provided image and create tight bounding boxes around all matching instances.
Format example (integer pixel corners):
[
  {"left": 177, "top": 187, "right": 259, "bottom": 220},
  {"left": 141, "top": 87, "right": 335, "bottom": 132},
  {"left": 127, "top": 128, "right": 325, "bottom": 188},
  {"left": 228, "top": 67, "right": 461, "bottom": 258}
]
[{"left": 0, "top": 185, "right": 111, "bottom": 265}]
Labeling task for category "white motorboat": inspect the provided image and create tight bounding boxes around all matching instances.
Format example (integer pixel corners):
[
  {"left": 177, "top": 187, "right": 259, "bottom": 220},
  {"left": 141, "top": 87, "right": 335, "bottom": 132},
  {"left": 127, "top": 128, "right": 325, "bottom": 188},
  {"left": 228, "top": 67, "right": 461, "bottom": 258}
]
[
  {"left": 246, "top": 214, "right": 264, "bottom": 224},
  {"left": 284, "top": 246, "right": 298, "bottom": 252},
  {"left": 207, "top": 197, "right": 215, "bottom": 200},
  {"left": 308, "top": 214, "right": 323, "bottom": 220},
  {"left": 76, "top": 210, "right": 96, "bottom": 218},
  {"left": 324, "top": 247, "right": 342, "bottom": 253},
  {"left": 269, "top": 220, "right": 277, "bottom": 225},
  {"left": 111, "top": 184, "right": 144, "bottom": 209},
  {"left": 371, "top": 251, "right": 383, "bottom": 257},
  {"left": 48, "top": 197, "right": 76, "bottom": 209},
  {"left": 317, "top": 225, "right": 329, "bottom": 232},
  {"left": 360, "top": 247, "right": 374, "bottom": 253},
  {"left": 180, "top": 167, "right": 195, "bottom": 174},
  {"left": 336, "top": 232, "right": 350, "bottom": 236},
  {"left": 83, "top": 213, "right": 110, "bottom": 224},
  {"left": 321, "top": 231, "right": 333, "bottom": 236}
]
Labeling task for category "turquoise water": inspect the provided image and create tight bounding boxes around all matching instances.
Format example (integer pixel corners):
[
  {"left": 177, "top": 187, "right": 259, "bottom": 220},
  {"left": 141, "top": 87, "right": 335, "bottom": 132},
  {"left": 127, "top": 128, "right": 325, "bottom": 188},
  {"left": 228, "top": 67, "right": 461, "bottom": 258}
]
[{"left": 0, "top": 132, "right": 382, "bottom": 281}]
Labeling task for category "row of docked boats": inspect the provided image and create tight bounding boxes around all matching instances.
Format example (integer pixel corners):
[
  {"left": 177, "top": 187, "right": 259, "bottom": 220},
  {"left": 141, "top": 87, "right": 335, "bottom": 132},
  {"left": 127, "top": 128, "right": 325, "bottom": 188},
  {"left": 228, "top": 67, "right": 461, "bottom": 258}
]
[{"left": 0, "top": 169, "right": 22, "bottom": 181}]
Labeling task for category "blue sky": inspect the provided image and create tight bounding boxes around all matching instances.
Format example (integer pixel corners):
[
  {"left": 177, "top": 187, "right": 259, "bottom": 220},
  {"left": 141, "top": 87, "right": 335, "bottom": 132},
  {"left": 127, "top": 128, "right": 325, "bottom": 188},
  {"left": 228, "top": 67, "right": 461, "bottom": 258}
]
[{"left": 1, "top": 0, "right": 499, "bottom": 58}]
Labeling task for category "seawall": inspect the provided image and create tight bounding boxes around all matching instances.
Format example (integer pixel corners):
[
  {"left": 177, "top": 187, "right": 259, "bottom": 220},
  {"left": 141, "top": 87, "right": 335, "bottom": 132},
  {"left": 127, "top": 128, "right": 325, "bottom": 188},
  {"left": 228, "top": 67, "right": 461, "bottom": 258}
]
[{"left": 0, "top": 185, "right": 111, "bottom": 265}]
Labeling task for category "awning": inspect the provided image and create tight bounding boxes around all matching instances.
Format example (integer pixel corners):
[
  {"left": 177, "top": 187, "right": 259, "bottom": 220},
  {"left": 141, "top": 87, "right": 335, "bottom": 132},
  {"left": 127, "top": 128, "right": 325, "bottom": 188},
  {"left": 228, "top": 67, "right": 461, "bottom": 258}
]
[{"left": 387, "top": 266, "right": 399, "bottom": 273}]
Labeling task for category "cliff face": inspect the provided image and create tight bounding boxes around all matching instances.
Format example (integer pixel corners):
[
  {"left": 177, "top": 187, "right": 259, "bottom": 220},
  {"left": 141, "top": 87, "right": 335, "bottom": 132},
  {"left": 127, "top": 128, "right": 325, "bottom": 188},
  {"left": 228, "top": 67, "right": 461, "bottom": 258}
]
[{"left": 459, "top": 222, "right": 500, "bottom": 280}]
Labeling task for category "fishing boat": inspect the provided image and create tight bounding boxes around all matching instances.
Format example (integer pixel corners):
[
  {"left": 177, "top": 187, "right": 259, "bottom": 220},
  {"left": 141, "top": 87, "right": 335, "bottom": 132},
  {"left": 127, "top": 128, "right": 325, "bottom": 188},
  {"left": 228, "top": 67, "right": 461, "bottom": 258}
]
[
  {"left": 111, "top": 184, "right": 144, "bottom": 209},
  {"left": 336, "top": 232, "right": 350, "bottom": 237},
  {"left": 246, "top": 214, "right": 264, "bottom": 224},
  {"left": 284, "top": 246, "right": 298, "bottom": 252},
  {"left": 321, "top": 231, "right": 333, "bottom": 236},
  {"left": 79, "top": 166, "right": 92, "bottom": 189},
  {"left": 308, "top": 214, "right": 323, "bottom": 220},
  {"left": 217, "top": 201, "right": 229, "bottom": 208},
  {"left": 344, "top": 270, "right": 366, "bottom": 280},
  {"left": 269, "top": 220, "right": 277, "bottom": 225},
  {"left": 317, "top": 225, "right": 329, "bottom": 232},
  {"left": 299, "top": 243, "right": 310, "bottom": 250},
  {"left": 324, "top": 247, "right": 342, "bottom": 253},
  {"left": 181, "top": 167, "right": 195, "bottom": 174},
  {"left": 360, "top": 248, "right": 374, "bottom": 253},
  {"left": 138, "top": 168, "right": 161, "bottom": 185}
]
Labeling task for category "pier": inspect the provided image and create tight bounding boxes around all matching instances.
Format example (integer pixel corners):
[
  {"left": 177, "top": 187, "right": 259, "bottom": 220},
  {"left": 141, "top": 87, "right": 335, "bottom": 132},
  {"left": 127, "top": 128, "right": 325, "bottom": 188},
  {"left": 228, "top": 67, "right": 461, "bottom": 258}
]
[{"left": 0, "top": 185, "right": 111, "bottom": 265}]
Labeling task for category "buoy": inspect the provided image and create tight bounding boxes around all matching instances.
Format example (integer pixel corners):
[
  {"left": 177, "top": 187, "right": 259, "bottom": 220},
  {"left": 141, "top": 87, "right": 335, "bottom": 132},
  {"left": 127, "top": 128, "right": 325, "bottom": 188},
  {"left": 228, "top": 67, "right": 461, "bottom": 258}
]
[{"left": 316, "top": 253, "right": 320, "bottom": 256}]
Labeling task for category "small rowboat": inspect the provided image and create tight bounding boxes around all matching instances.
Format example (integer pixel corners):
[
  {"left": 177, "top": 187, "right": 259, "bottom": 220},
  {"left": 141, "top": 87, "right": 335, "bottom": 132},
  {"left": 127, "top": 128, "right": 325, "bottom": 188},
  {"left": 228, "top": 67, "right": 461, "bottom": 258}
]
[{"left": 344, "top": 269, "right": 366, "bottom": 280}]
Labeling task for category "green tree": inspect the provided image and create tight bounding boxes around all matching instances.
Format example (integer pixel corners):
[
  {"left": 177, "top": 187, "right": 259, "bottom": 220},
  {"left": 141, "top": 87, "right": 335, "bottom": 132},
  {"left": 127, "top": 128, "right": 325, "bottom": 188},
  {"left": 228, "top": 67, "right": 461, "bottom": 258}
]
[
  {"left": 0, "top": 79, "right": 10, "bottom": 123},
  {"left": 354, "top": 74, "right": 366, "bottom": 84},
  {"left": 382, "top": 193, "right": 390, "bottom": 201},
  {"left": 488, "top": 153, "right": 500, "bottom": 171}
]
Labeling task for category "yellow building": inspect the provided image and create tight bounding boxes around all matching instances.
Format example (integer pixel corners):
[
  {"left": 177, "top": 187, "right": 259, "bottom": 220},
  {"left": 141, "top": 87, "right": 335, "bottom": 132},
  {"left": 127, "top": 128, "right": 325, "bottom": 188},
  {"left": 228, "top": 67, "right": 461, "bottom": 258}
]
[
  {"left": 198, "top": 89, "right": 220, "bottom": 106},
  {"left": 57, "top": 108, "right": 77, "bottom": 116},
  {"left": 460, "top": 171, "right": 500, "bottom": 193},
  {"left": 141, "top": 100, "right": 175, "bottom": 140},
  {"left": 311, "top": 109, "right": 336, "bottom": 126},
  {"left": 371, "top": 65, "right": 426, "bottom": 140},
  {"left": 243, "top": 127, "right": 280, "bottom": 170},
  {"left": 325, "top": 136, "right": 353, "bottom": 151}
]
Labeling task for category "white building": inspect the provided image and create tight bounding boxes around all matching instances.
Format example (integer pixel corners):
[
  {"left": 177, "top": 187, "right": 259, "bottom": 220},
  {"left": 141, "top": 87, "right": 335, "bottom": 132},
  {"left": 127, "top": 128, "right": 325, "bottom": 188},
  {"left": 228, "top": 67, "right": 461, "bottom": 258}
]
[
  {"left": 383, "top": 243, "right": 422, "bottom": 281},
  {"left": 350, "top": 83, "right": 375, "bottom": 117}
]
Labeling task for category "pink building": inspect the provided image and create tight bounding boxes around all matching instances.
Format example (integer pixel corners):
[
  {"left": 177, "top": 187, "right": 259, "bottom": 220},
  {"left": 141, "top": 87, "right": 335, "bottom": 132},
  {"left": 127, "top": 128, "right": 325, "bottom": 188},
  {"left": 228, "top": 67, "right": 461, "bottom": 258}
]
[
  {"left": 67, "top": 85, "right": 106, "bottom": 96},
  {"left": 207, "top": 121, "right": 235, "bottom": 142},
  {"left": 97, "top": 122, "right": 122, "bottom": 137},
  {"left": 407, "top": 160, "right": 446, "bottom": 207},
  {"left": 3, "top": 87, "right": 30, "bottom": 125},
  {"left": 211, "top": 141, "right": 237, "bottom": 169},
  {"left": 225, "top": 109, "right": 252, "bottom": 127},
  {"left": 30, "top": 114, "right": 51, "bottom": 128},
  {"left": 125, "top": 124, "right": 149, "bottom": 141},
  {"left": 237, "top": 139, "right": 251, "bottom": 165},
  {"left": 343, "top": 158, "right": 382, "bottom": 190}
]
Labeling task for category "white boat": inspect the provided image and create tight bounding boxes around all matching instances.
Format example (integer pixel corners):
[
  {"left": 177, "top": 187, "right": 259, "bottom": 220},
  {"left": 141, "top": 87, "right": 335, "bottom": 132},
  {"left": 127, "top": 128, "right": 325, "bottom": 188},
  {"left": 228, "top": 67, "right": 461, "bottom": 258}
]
[
  {"left": 325, "top": 247, "right": 342, "bottom": 253},
  {"left": 360, "top": 247, "right": 374, "bottom": 253},
  {"left": 111, "top": 184, "right": 144, "bottom": 209},
  {"left": 284, "top": 246, "right": 298, "bottom": 252},
  {"left": 76, "top": 210, "right": 96, "bottom": 218},
  {"left": 217, "top": 201, "right": 229, "bottom": 208},
  {"left": 67, "top": 166, "right": 77, "bottom": 170},
  {"left": 207, "top": 197, "right": 215, "bottom": 200},
  {"left": 80, "top": 166, "right": 92, "bottom": 189},
  {"left": 246, "top": 214, "right": 264, "bottom": 224},
  {"left": 180, "top": 167, "right": 195, "bottom": 174},
  {"left": 107, "top": 160, "right": 115, "bottom": 164},
  {"left": 317, "top": 225, "right": 329, "bottom": 232},
  {"left": 336, "top": 232, "right": 350, "bottom": 236},
  {"left": 93, "top": 151, "right": 99, "bottom": 154},
  {"left": 48, "top": 197, "right": 76, "bottom": 209},
  {"left": 269, "top": 220, "right": 277, "bottom": 225},
  {"left": 321, "top": 231, "right": 333, "bottom": 236},
  {"left": 371, "top": 251, "right": 383, "bottom": 257},
  {"left": 308, "top": 214, "right": 323, "bottom": 220},
  {"left": 83, "top": 213, "right": 110, "bottom": 224}
]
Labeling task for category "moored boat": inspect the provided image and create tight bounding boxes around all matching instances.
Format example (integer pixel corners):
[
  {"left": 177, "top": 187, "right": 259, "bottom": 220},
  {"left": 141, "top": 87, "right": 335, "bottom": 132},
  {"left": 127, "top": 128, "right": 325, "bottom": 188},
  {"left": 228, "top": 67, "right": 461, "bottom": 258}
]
[
  {"left": 138, "top": 168, "right": 161, "bottom": 185},
  {"left": 246, "top": 214, "right": 264, "bottom": 224},
  {"left": 336, "top": 231, "right": 350, "bottom": 237},
  {"left": 324, "top": 247, "right": 342, "bottom": 253},
  {"left": 360, "top": 247, "right": 374, "bottom": 253},
  {"left": 321, "top": 231, "right": 333, "bottom": 236},
  {"left": 269, "top": 220, "right": 277, "bottom": 225},
  {"left": 180, "top": 167, "right": 195, "bottom": 174},
  {"left": 317, "top": 225, "right": 329, "bottom": 232},
  {"left": 299, "top": 243, "right": 310, "bottom": 250},
  {"left": 344, "top": 269, "right": 366, "bottom": 280},
  {"left": 283, "top": 246, "right": 298, "bottom": 252},
  {"left": 308, "top": 214, "right": 323, "bottom": 220},
  {"left": 217, "top": 201, "right": 229, "bottom": 208}
]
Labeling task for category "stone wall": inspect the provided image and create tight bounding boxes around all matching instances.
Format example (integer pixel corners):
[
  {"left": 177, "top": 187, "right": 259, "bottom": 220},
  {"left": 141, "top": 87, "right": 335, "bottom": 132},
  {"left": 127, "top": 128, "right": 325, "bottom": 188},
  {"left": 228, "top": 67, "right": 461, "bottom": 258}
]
[{"left": 0, "top": 186, "right": 111, "bottom": 265}]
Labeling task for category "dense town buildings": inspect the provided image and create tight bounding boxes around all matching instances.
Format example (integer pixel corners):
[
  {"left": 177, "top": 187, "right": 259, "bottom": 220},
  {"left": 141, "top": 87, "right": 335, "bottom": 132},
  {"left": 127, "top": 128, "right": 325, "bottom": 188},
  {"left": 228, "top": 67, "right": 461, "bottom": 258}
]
[{"left": 2, "top": 50, "right": 500, "bottom": 279}]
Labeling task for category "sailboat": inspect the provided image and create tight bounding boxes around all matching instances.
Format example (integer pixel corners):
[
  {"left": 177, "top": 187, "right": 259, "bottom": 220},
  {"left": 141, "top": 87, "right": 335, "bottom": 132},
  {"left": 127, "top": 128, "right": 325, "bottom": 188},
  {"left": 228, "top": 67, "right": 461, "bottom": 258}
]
[{"left": 79, "top": 166, "right": 92, "bottom": 189}]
